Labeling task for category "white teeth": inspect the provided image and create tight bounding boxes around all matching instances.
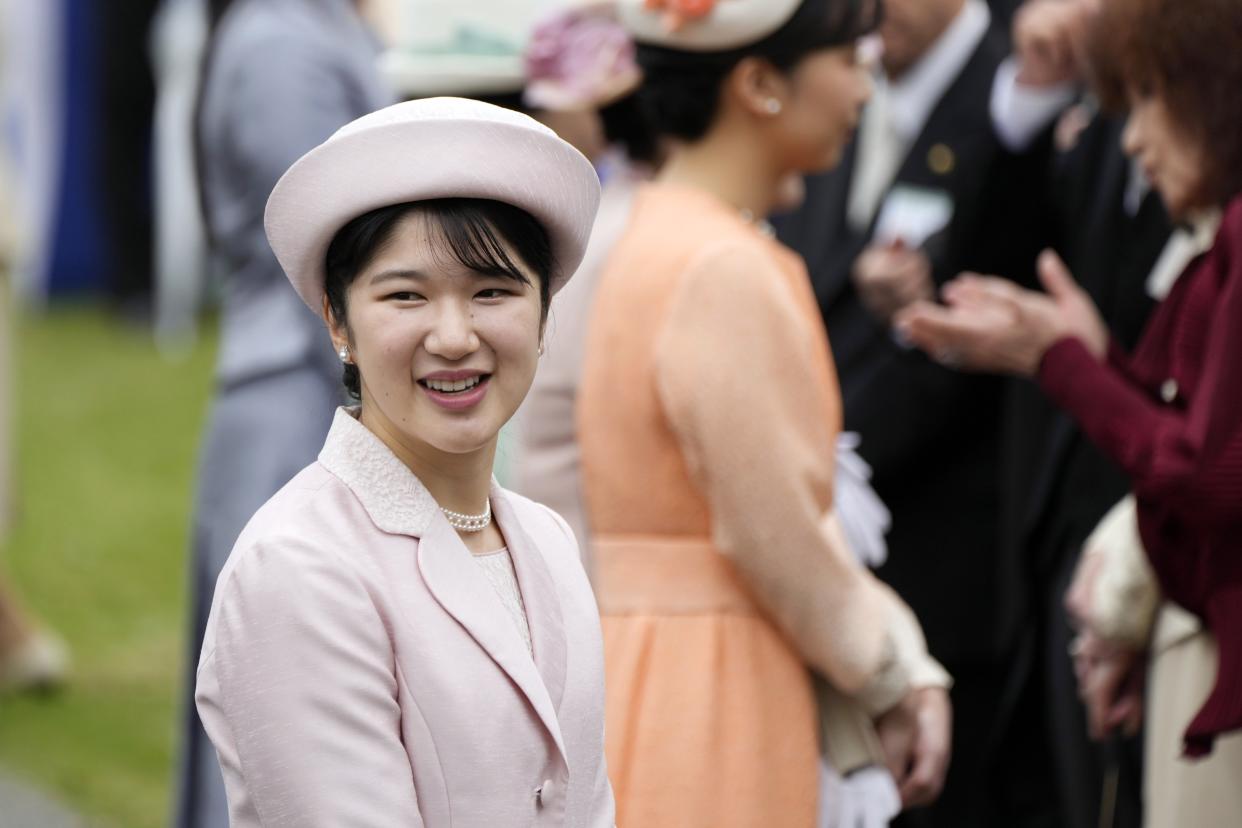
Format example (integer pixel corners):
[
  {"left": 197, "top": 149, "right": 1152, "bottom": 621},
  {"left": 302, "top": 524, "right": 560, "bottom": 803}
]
[{"left": 426, "top": 376, "right": 482, "bottom": 393}]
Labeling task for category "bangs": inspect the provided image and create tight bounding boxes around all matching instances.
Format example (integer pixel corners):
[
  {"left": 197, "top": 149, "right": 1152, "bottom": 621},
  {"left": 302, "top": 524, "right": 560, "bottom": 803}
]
[
  {"left": 326, "top": 197, "right": 553, "bottom": 291},
  {"left": 418, "top": 198, "right": 552, "bottom": 287}
]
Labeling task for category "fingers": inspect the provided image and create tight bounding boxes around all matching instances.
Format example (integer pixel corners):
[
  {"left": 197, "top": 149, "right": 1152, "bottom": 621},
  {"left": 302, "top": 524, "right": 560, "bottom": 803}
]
[
  {"left": 943, "top": 273, "right": 1028, "bottom": 308},
  {"left": 880, "top": 732, "right": 913, "bottom": 783},
  {"left": 1080, "top": 651, "right": 1143, "bottom": 740},
  {"left": 899, "top": 727, "right": 950, "bottom": 808},
  {"left": 893, "top": 302, "right": 962, "bottom": 356},
  {"left": 899, "top": 744, "right": 949, "bottom": 808},
  {"left": 891, "top": 262, "right": 935, "bottom": 308},
  {"left": 876, "top": 713, "right": 916, "bottom": 782},
  {"left": 1037, "top": 248, "right": 1080, "bottom": 300},
  {"left": 899, "top": 691, "right": 952, "bottom": 808},
  {"left": 1014, "top": 0, "right": 1081, "bottom": 83},
  {"left": 854, "top": 245, "right": 935, "bottom": 322},
  {"left": 1084, "top": 672, "right": 1111, "bottom": 740},
  {"left": 1106, "top": 693, "right": 1142, "bottom": 737},
  {"left": 895, "top": 300, "right": 1005, "bottom": 361},
  {"left": 859, "top": 246, "right": 928, "bottom": 286},
  {"left": 1083, "top": 666, "right": 1117, "bottom": 741}
]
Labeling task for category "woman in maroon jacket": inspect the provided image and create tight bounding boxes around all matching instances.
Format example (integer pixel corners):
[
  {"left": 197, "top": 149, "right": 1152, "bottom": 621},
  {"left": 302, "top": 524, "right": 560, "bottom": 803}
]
[{"left": 896, "top": 0, "right": 1242, "bottom": 759}]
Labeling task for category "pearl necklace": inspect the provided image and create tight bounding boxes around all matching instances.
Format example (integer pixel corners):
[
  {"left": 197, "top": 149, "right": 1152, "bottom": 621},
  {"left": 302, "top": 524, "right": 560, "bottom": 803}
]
[
  {"left": 738, "top": 208, "right": 776, "bottom": 239},
  {"left": 442, "top": 500, "right": 492, "bottom": 533}
]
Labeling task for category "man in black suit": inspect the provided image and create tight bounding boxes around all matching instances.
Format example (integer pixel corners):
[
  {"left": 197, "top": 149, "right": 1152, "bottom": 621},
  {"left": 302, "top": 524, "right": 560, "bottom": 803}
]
[
  {"left": 776, "top": 0, "right": 1044, "bottom": 824},
  {"left": 984, "top": 2, "right": 1170, "bottom": 825},
  {"left": 991, "top": 113, "right": 1161, "bottom": 828}
]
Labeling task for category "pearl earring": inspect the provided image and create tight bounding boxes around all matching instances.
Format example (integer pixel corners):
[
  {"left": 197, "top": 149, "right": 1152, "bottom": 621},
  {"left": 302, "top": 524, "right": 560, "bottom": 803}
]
[
  {"left": 538, "top": 342, "right": 545, "bottom": 357},
  {"left": 338, "top": 345, "right": 350, "bottom": 363},
  {"left": 764, "top": 98, "right": 782, "bottom": 115}
]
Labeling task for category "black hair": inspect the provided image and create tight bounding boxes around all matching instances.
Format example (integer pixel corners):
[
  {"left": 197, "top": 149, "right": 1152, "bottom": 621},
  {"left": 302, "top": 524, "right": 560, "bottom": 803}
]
[
  {"left": 636, "top": 0, "right": 882, "bottom": 141},
  {"left": 324, "top": 198, "right": 554, "bottom": 400},
  {"left": 599, "top": 91, "right": 662, "bottom": 165}
]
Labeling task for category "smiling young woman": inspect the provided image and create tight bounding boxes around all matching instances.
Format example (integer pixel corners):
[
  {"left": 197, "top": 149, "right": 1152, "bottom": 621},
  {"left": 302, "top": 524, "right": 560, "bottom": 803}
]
[
  {"left": 321, "top": 198, "right": 554, "bottom": 553},
  {"left": 192, "top": 98, "right": 615, "bottom": 827}
]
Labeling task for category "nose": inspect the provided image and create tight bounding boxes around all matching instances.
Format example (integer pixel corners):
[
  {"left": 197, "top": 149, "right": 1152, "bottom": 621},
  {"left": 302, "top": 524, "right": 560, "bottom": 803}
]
[{"left": 424, "top": 300, "right": 480, "bottom": 360}]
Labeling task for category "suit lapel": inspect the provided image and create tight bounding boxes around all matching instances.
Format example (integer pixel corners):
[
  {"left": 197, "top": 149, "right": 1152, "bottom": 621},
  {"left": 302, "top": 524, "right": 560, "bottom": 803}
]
[
  {"left": 790, "top": 30, "right": 1001, "bottom": 316},
  {"left": 417, "top": 513, "right": 569, "bottom": 763},
  {"left": 891, "top": 27, "right": 1000, "bottom": 194},
  {"left": 491, "top": 485, "right": 569, "bottom": 714}
]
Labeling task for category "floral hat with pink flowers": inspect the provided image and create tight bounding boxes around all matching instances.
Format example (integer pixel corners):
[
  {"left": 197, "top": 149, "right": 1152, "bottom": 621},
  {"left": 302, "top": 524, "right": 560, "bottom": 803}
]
[{"left": 523, "top": 2, "right": 643, "bottom": 112}]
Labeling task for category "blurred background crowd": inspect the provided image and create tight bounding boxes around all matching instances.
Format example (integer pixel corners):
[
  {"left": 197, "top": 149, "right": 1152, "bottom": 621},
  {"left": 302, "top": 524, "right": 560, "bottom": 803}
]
[{"left": 1, "top": 0, "right": 1240, "bottom": 826}]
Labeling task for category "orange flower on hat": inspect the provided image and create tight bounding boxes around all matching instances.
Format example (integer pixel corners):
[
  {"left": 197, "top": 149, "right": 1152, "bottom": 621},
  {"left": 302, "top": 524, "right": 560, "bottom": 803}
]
[{"left": 643, "top": 0, "right": 718, "bottom": 32}]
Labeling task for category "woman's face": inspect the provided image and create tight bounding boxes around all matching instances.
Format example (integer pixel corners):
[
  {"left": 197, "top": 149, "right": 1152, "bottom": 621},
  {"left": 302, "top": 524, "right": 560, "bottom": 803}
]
[
  {"left": 1122, "top": 91, "right": 1208, "bottom": 219},
  {"left": 773, "top": 42, "right": 872, "bottom": 173},
  {"left": 334, "top": 212, "right": 544, "bottom": 457}
]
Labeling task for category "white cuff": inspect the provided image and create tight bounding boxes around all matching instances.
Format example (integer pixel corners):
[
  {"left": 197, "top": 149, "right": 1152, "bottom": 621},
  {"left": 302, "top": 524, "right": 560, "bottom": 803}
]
[{"left": 989, "top": 56, "right": 1078, "bottom": 152}]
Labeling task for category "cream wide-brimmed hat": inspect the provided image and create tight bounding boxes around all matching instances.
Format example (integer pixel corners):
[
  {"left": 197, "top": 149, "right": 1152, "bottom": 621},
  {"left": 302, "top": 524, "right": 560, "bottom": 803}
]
[
  {"left": 617, "top": 0, "right": 803, "bottom": 52},
  {"left": 264, "top": 97, "right": 602, "bottom": 315}
]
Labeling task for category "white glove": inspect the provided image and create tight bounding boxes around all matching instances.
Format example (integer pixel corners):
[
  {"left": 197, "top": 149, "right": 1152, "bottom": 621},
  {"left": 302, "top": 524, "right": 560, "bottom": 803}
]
[
  {"left": 819, "top": 759, "right": 901, "bottom": 828},
  {"left": 834, "top": 432, "right": 892, "bottom": 568}
]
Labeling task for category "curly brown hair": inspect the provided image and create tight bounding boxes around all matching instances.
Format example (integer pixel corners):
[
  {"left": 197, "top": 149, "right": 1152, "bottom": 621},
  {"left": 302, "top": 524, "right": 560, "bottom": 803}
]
[{"left": 1087, "top": 0, "right": 1242, "bottom": 206}]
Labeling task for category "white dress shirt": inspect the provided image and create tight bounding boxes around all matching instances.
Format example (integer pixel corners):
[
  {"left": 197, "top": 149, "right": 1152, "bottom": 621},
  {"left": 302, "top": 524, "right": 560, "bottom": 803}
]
[{"left": 848, "top": 0, "right": 992, "bottom": 232}]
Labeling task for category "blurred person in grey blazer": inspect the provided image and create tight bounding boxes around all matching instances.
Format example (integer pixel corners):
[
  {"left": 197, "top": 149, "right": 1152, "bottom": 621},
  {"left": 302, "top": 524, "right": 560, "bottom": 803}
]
[{"left": 174, "top": 1, "right": 392, "bottom": 825}]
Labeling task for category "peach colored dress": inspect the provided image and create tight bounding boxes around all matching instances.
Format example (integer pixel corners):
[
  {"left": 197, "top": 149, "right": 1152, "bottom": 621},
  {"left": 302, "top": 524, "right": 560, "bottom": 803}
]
[{"left": 578, "top": 184, "right": 943, "bottom": 827}]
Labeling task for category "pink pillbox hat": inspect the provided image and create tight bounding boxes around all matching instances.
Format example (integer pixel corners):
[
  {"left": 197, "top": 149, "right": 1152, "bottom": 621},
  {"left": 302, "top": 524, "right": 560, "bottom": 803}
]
[{"left": 265, "top": 96, "right": 602, "bottom": 316}]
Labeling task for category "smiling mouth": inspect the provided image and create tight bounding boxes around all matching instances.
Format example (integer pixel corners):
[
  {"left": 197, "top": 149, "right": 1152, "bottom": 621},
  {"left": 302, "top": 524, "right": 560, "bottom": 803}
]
[{"left": 418, "top": 374, "right": 490, "bottom": 394}]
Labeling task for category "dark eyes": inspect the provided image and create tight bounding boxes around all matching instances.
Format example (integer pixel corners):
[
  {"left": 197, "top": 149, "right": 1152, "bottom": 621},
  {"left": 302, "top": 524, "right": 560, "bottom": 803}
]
[
  {"left": 381, "top": 288, "right": 512, "bottom": 303},
  {"left": 475, "top": 288, "right": 513, "bottom": 300}
]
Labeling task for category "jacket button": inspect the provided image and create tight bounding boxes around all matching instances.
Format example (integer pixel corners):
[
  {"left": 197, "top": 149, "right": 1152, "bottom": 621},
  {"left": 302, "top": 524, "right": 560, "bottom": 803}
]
[
  {"left": 535, "top": 778, "right": 553, "bottom": 806},
  {"left": 1161, "top": 378, "right": 1179, "bottom": 403}
]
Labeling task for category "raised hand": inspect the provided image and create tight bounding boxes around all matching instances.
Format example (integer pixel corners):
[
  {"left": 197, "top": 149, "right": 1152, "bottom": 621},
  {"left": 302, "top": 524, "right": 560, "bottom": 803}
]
[
  {"left": 852, "top": 240, "right": 936, "bottom": 325},
  {"left": 894, "top": 249, "right": 1107, "bottom": 377},
  {"left": 1013, "top": 0, "right": 1100, "bottom": 87}
]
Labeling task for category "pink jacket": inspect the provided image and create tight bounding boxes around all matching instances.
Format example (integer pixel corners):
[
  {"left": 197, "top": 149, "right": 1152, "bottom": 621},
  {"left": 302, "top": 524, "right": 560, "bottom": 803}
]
[{"left": 195, "top": 408, "right": 615, "bottom": 827}]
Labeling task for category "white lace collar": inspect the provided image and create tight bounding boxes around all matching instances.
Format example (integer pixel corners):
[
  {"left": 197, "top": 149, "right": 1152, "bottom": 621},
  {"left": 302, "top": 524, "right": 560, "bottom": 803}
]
[{"left": 317, "top": 406, "right": 441, "bottom": 537}]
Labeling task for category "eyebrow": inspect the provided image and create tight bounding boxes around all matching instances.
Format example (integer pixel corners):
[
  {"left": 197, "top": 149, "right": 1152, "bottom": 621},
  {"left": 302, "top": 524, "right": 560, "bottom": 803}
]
[{"left": 368, "top": 269, "right": 429, "bottom": 286}]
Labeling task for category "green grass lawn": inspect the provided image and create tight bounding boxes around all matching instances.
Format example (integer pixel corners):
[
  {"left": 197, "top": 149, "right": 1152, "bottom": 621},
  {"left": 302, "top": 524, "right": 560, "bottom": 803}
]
[{"left": 0, "top": 305, "right": 217, "bottom": 827}]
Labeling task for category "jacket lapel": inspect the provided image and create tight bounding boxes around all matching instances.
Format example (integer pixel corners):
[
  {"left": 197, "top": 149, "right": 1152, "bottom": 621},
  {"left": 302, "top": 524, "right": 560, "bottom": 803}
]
[
  {"left": 416, "top": 517, "right": 568, "bottom": 763},
  {"left": 491, "top": 484, "right": 568, "bottom": 713}
]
